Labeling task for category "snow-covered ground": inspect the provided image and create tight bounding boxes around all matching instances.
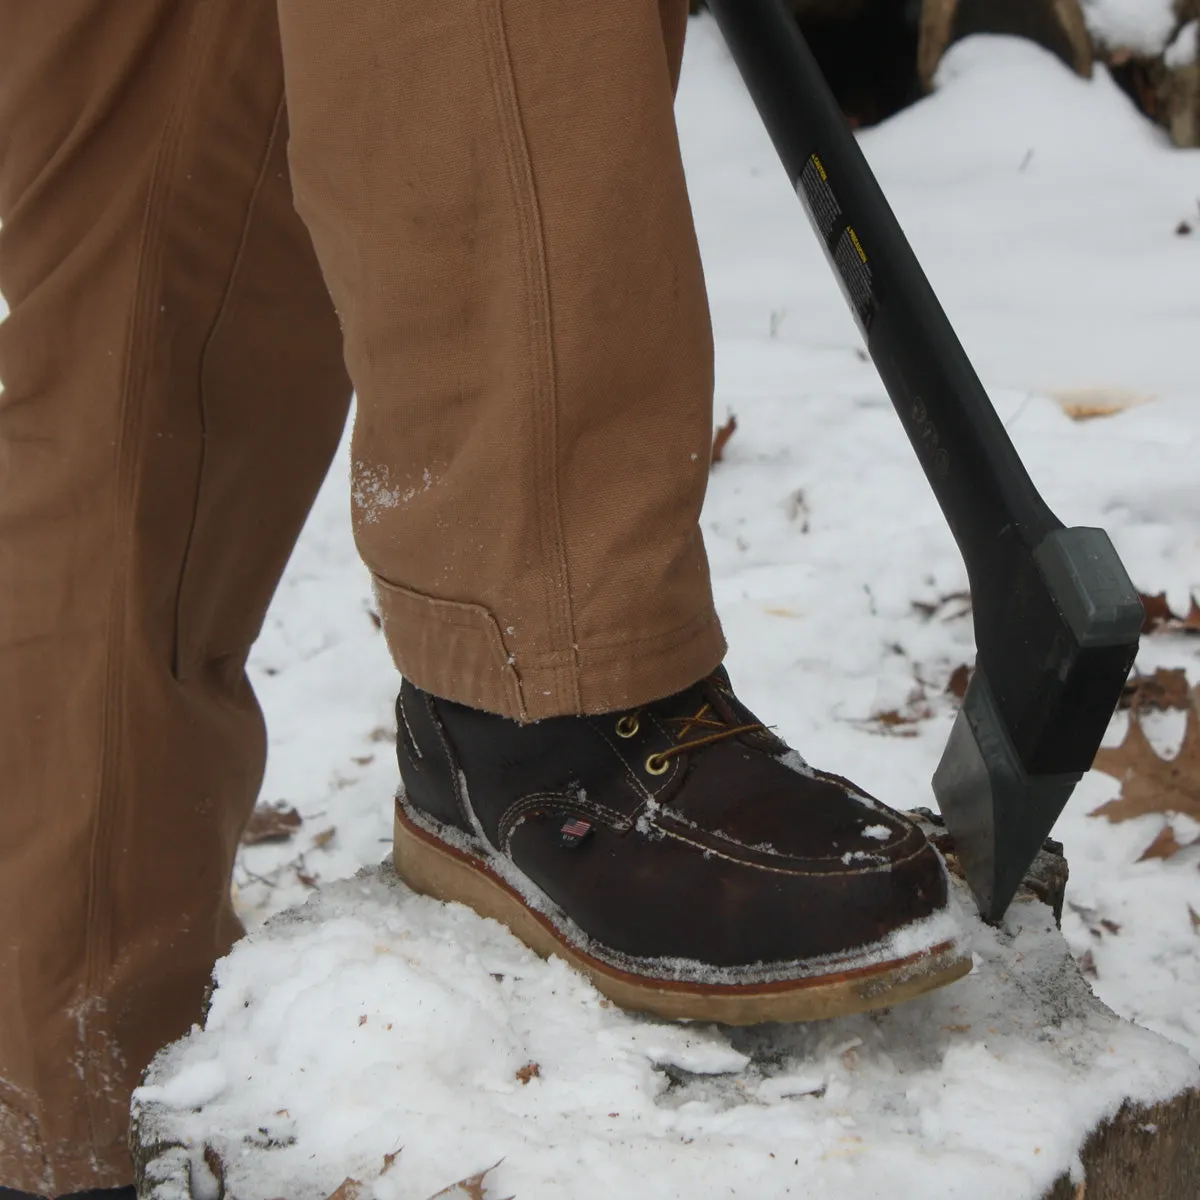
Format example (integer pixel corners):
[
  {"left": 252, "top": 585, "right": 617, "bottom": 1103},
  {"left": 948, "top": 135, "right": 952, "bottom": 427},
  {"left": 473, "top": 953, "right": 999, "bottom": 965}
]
[{"left": 175, "top": 24, "right": 1200, "bottom": 1199}]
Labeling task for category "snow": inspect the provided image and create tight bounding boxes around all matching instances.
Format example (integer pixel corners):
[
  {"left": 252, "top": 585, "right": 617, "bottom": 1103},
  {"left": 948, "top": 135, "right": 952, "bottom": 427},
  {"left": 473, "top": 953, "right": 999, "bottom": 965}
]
[
  {"left": 1082, "top": 0, "right": 1180, "bottom": 55},
  {"left": 1165, "top": 20, "right": 1199, "bottom": 69},
  {"left": 176, "top": 23, "right": 1200, "bottom": 1199},
  {"left": 135, "top": 868, "right": 1195, "bottom": 1200}
]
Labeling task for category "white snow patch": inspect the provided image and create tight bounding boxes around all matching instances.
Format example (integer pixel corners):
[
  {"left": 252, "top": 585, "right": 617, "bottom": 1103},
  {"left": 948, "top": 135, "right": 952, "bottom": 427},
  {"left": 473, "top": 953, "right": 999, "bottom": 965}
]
[
  {"left": 1082, "top": 0, "right": 1179, "bottom": 55},
  {"left": 861, "top": 824, "right": 891, "bottom": 841},
  {"left": 1165, "top": 20, "right": 1199, "bottom": 69},
  {"left": 134, "top": 1060, "right": 227, "bottom": 1110}
]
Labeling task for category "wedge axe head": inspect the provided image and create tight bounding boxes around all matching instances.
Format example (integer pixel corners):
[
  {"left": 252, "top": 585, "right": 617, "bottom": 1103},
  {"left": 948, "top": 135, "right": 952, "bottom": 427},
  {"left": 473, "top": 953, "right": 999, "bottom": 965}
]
[{"left": 933, "top": 527, "right": 1143, "bottom": 921}]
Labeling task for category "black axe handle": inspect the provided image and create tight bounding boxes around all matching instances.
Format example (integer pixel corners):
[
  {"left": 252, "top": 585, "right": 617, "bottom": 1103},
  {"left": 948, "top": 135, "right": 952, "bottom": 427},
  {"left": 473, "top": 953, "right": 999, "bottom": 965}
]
[{"left": 706, "top": 0, "right": 1144, "bottom": 918}]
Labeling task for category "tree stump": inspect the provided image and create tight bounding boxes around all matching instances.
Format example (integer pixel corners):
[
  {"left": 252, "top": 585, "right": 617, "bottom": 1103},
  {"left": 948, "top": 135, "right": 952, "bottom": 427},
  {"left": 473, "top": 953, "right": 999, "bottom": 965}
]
[{"left": 131, "top": 821, "right": 1198, "bottom": 1200}]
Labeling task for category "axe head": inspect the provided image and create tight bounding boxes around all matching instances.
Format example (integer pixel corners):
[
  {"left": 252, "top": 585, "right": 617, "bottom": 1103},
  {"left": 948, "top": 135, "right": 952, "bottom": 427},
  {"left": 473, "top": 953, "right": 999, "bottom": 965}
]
[{"left": 933, "top": 528, "right": 1143, "bottom": 922}]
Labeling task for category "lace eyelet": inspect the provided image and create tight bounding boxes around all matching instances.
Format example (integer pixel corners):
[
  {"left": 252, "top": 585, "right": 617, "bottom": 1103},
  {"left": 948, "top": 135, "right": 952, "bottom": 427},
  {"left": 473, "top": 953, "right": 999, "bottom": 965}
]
[
  {"left": 644, "top": 753, "right": 670, "bottom": 776},
  {"left": 615, "top": 714, "right": 640, "bottom": 738}
]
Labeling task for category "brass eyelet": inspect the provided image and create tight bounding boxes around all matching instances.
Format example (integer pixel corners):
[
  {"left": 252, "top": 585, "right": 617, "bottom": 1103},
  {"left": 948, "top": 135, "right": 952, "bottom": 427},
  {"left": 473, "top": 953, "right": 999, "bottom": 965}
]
[
  {"left": 615, "top": 714, "right": 640, "bottom": 738},
  {"left": 645, "top": 753, "right": 670, "bottom": 776}
]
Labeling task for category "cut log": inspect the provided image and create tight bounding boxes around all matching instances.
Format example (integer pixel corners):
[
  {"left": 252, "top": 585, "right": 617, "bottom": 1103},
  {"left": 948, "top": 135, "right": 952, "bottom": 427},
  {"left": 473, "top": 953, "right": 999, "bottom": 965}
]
[{"left": 131, "top": 819, "right": 1198, "bottom": 1200}]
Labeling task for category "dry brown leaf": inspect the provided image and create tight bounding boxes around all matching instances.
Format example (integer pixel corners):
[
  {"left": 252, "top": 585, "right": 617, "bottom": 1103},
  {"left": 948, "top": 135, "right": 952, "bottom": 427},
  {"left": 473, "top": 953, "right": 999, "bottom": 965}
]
[
  {"left": 326, "top": 1179, "right": 366, "bottom": 1200},
  {"left": 1188, "top": 905, "right": 1200, "bottom": 933},
  {"left": 296, "top": 868, "right": 319, "bottom": 889},
  {"left": 1138, "top": 825, "right": 1187, "bottom": 861},
  {"left": 382, "top": 1147, "right": 402, "bottom": 1175},
  {"left": 1138, "top": 591, "right": 1200, "bottom": 635},
  {"left": 710, "top": 414, "right": 737, "bottom": 465},
  {"left": 515, "top": 1061, "right": 540, "bottom": 1085},
  {"left": 425, "top": 1161, "right": 509, "bottom": 1200},
  {"left": 312, "top": 826, "right": 337, "bottom": 851},
  {"left": 1090, "top": 687, "right": 1200, "bottom": 858},
  {"left": 946, "top": 663, "right": 973, "bottom": 701},
  {"left": 242, "top": 802, "right": 302, "bottom": 846},
  {"left": 1120, "top": 668, "right": 1191, "bottom": 711}
]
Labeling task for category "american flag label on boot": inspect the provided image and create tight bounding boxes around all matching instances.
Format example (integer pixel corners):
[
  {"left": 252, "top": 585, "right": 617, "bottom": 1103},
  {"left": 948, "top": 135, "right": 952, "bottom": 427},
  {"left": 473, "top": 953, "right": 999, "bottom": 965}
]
[{"left": 559, "top": 816, "right": 593, "bottom": 848}]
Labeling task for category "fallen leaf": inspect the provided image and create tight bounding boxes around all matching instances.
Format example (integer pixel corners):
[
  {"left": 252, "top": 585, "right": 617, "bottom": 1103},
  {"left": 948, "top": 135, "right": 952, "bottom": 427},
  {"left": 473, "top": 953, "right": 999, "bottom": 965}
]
[
  {"left": 1138, "top": 591, "right": 1200, "bottom": 635},
  {"left": 312, "top": 827, "right": 337, "bottom": 851},
  {"left": 515, "top": 1062, "right": 540, "bottom": 1085},
  {"left": 425, "top": 1161, "right": 509, "bottom": 1200},
  {"left": 296, "top": 868, "right": 319, "bottom": 889},
  {"left": 946, "top": 663, "right": 973, "bottom": 701},
  {"left": 326, "top": 1179, "right": 366, "bottom": 1200},
  {"left": 1051, "top": 387, "right": 1151, "bottom": 421},
  {"left": 358, "top": 1014, "right": 368, "bottom": 1027},
  {"left": 1188, "top": 905, "right": 1200, "bottom": 933},
  {"left": 1078, "top": 948, "right": 1097, "bottom": 978},
  {"left": 710, "top": 414, "right": 737, "bottom": 465},
  {"left": 382, "top": 1147, "right": 402, "bottom": 1175},
  {"left": 352, "top": 754, "right": 375, "bottom": 766},
  {"left": 1120, "top": 668, "right": 1191, "bottom": 711},
  {"left": 242, "top": 802, "right": 302, "bottom": 846},
  {"left": 1185, "top": 599, "right": 1200, "bottom": 632},
  {"left": 1090, "top": 686, "right": 1200, "bottom": 858},
  {"left": 1138, "top": 825, "right": 1185, "bottom": 861}
]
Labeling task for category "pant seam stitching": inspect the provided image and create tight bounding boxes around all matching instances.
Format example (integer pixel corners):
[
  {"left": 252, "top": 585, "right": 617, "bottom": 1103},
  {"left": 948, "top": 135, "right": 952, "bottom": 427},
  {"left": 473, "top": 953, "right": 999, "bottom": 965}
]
[
  {"left": 476, "top": 0, "right": 580, "bottom": 710},
  {"left": 170, "top": 91, "right": 288, "bottom": 679}
]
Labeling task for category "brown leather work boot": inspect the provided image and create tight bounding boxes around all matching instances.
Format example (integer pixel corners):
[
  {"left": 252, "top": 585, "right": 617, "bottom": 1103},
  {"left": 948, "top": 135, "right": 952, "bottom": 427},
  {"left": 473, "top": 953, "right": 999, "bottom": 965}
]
[{"left": 393, "top": 668, "right": 971, "bottom": 1024}]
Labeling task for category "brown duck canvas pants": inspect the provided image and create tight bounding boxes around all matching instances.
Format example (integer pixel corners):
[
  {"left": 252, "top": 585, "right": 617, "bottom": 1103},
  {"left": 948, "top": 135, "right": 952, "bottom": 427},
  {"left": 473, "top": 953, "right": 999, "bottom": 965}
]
[{"left": 0, "top": 0, "right": 723, "bottom": 1190}]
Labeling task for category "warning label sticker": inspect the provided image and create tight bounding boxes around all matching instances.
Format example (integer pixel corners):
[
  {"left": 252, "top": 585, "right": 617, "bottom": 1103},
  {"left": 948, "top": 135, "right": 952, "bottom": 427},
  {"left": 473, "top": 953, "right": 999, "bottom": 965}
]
[
  {"left": 795, "top": 153, "right": 878, "bottom": 334},
  {"left": 833, "top": 226, "right": 876, "bottom": 332},
  {"left": 798, "top": 154, "right": 841, "bottom": 239}
]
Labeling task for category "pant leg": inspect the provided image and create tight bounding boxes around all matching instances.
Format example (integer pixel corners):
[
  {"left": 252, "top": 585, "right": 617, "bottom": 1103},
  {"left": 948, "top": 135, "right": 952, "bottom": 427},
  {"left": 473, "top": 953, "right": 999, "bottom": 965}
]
[
  {"left": 0, "top": 1, "right": 350, "bottom": 1190},
  {"left": 277, "top": 0, "right": 726, "bottom": 721}
]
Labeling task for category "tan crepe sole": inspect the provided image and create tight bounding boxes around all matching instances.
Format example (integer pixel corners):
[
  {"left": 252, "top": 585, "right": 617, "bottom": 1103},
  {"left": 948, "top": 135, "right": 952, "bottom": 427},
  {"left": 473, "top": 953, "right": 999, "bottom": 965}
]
[{"left": 393, "top": 803, "right": 972, "bottom": 1025}]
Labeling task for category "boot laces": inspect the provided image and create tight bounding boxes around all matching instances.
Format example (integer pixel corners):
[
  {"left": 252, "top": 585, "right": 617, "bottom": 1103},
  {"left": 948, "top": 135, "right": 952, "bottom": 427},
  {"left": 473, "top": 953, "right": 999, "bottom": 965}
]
[{"left": 643, "top": 702, "right": 765, "bottom": 772}]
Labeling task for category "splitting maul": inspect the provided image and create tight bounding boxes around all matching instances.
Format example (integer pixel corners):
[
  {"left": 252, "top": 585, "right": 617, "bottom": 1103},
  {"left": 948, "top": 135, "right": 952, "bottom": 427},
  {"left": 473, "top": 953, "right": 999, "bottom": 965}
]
[{"left": 706, "top": 0, "right": 1144, "bottom": 921}]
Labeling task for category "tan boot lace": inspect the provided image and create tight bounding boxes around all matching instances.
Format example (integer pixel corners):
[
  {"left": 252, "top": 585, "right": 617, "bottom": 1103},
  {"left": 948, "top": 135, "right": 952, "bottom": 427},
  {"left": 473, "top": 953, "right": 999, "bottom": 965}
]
[{"left": 615, "top": 700, "right": 765, "bottom": 776}]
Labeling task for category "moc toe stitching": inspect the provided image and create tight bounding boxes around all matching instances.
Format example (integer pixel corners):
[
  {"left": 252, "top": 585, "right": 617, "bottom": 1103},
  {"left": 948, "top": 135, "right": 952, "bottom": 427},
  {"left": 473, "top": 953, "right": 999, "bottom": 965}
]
[{"left": 651, "top": 812, "right": 929, "bottom": 877}]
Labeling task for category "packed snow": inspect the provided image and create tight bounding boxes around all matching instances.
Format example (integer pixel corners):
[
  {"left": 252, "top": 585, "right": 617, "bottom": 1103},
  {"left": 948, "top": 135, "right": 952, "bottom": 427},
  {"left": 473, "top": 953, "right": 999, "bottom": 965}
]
[
  {"left": 136, "top": 866, "right": 1194, "bottom": 1200},
  {"left": 158, "top": 23, "right": 1200, "bottom": 1199}
]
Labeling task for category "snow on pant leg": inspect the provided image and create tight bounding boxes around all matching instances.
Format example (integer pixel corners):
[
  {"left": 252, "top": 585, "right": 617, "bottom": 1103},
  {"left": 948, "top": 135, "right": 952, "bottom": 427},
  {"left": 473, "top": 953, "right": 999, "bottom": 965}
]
[
  {"left": 0, "top": 1, "right": 351, "bottom": 1191},
  {"left": 277, "top": 0, "right": 727, "bottom": 720}
]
